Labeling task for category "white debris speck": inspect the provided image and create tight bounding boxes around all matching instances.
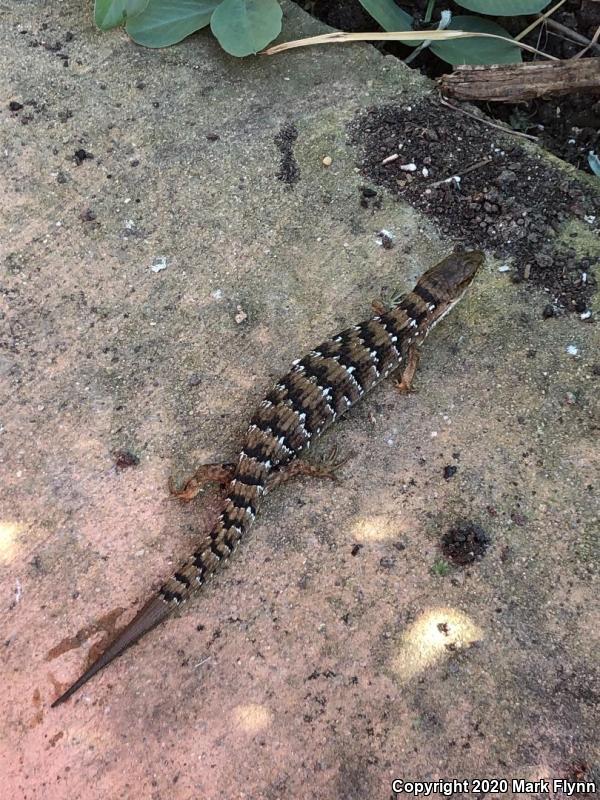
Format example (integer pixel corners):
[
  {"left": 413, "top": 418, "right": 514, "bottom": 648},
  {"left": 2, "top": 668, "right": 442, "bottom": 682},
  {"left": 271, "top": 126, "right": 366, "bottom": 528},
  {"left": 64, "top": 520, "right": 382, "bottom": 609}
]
[
  {"left": 386, "top": 437, "right": 395, "bottom": 447},
  {"left": 124, "top": 198, "right": 131, "bottom": 204},
  {"left": 150, "top": 256, "right": 167, "bottom": 273},
  {"left": 400, "top": 163, "right": 417, "bottom": 172},
  {"left": 498, "top": 264, "right": 511, "bottom": 273},
  {"left": 566, "top": 344, "right": 579, "bottom": 357},
  {"left": 430, "top": 431, "right": 438, "bottom": 438},
  {"left": 124, "top": 219, "right": 135, "bottom": 230},
  {"left": 211, "top": 289, "right": 223, "bottom": 301},
  {"left": 56, "top": 221, "right": 62, "bottom": 227},
  {"left": 584, "top": 215, "right": 596, "bottom": 224},
  {"left": 580, "top": 310, "right": 591, "bottom": 320},
  {"left": 381, "top": 153, "right": 399, "bottom": 165},
  {"left": 582, "top": 273, "right": 587, "bottom": 284},
  {"left": 235, "top": 305, "right": 248, "bottom": 324},
  {"left": 422, "top": 167, "right": 429, "bottom": 178},
  {"left": 14, "top": 580, "right": 22, "bottom": 605}
]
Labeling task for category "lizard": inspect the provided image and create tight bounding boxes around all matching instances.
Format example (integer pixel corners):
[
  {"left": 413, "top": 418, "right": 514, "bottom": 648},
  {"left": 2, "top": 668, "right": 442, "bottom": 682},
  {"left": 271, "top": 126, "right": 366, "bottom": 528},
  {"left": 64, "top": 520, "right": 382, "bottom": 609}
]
[{"left": 51, "top": 248, "right": 484, "bottom": 707}]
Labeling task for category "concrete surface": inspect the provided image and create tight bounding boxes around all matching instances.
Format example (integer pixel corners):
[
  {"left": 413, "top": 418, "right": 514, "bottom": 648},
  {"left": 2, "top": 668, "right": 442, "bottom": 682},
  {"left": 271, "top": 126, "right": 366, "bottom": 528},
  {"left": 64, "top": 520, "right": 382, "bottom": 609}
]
[{"left": 1, "top": 2, "right": 598, "bottom": 799}]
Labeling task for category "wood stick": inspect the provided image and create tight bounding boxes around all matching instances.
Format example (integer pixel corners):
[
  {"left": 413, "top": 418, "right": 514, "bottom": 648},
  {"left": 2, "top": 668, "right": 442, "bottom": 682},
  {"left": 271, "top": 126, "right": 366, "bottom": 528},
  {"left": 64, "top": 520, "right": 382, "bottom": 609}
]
[
  {"left": 439, "top": 58, "right": 600, "bottom": 102},
  {"left": 544, "top": 17, "right": 600, "bottom": 55}
]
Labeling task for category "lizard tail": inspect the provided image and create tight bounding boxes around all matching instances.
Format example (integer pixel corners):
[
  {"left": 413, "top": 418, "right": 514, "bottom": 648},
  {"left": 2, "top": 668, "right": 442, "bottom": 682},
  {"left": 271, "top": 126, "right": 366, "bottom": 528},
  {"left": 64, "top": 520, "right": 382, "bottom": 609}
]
[
  {"left": 51, "top": 450, "right": 271, "bottom": 707},
  {"left": 50, "top": 594, "right": 171, "bottom": 707}
]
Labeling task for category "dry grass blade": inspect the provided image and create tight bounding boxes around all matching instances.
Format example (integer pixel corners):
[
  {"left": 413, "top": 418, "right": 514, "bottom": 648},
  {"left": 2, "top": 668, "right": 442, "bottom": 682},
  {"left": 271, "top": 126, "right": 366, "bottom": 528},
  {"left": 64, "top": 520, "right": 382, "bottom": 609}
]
[
  {"left": 571, "top": 24, "right": 600, "bottom": 59},
  {"left": 262, "top": 30, "right": 559, "bottom": 60},
  {"left": 514, "top": 0, "right": 566, "bottom": 42},
  {"left": 438, "top": 98, "right": 539, "bottom": 141}
]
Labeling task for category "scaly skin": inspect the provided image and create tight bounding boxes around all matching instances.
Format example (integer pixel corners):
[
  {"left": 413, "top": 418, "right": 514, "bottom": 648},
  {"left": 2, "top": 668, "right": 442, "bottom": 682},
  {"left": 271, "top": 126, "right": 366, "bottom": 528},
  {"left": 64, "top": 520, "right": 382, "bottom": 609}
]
[{"left": 51, "top": 249, "right": 484, "bottom": 707}]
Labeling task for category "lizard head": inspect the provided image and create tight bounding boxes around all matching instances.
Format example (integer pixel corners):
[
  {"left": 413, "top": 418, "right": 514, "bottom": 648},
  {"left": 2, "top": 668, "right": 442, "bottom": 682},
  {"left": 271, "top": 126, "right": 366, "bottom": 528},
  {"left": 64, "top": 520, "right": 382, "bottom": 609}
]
[{"left": 415, "top": 250, "right": 484, "bottom": 330}]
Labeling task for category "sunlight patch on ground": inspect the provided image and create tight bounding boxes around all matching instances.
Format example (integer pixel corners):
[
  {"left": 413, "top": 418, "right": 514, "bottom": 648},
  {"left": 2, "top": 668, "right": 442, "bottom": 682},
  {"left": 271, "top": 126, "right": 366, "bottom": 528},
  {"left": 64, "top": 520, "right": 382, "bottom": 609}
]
[
  {"left": 391, "top": 606, "right": 483, "bottom": 683},
  {"left": 351, "top": 515, "right": 410, "bottom": 543},
  {"left": 0, "top": 521, "right": 22, "bottom": 564},
  {"left": 232, "top": 703, "right": 273, "bottom": 733}
]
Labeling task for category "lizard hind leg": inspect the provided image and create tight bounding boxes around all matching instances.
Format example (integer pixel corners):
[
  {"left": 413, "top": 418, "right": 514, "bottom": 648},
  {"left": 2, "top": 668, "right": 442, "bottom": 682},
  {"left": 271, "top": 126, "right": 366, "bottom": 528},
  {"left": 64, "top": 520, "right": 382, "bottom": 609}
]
[
  {"left": 266, "top": 446, "right": 350, "bottom": 491},
  {"left": 168, "top": 462, "right": 236, "bottom": 502}
]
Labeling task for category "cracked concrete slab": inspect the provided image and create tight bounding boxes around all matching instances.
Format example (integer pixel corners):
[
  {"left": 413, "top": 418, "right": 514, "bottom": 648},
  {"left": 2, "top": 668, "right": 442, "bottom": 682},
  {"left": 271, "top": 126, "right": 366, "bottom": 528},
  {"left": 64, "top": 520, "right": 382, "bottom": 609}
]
[{"left": 1, "top": 2, "right": 598, "bottom": 799}]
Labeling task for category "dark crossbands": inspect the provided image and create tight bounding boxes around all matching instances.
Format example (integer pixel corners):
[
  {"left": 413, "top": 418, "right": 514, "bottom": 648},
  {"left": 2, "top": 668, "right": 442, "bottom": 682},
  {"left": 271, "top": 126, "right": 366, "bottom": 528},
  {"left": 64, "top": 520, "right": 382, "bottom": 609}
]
[{"left": 51, "top": 250, "right": 484, "bottom": 707}]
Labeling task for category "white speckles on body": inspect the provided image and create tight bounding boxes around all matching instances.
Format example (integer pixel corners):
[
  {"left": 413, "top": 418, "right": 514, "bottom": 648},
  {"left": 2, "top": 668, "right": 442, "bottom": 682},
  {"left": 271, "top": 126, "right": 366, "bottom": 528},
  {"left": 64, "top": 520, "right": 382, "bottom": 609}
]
[{"left": 338, "top": 363, "right": 363, "bottom": 396}]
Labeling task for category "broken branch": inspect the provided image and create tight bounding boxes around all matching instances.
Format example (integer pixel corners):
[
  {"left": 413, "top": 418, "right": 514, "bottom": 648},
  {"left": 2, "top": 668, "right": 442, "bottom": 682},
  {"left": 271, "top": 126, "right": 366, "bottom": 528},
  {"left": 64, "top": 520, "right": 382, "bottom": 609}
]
[{"left": 439, "top": 58, "right": 600, "bottom": 102}]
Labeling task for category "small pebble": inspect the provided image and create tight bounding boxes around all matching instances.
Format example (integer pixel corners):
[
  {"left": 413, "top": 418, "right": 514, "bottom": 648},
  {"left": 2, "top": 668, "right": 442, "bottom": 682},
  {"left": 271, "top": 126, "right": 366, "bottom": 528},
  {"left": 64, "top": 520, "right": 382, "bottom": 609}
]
[
  {"left": 113, "top": 449, "right": 139, "bottom": 470},
  {"left": 235, "top": 305, "right": 248, "bottom": 324},
  {"left": 150, "top": 257, "right": 167, "bottom": 273},
  {"left": 376, "top": 229, "right": 394, "bottom": 249},
  {"left": 322, "top": 156, "right": 332, "bottom": 167},
  {"left": 542, "top": 304, "right": 554, "bottom": 319}
]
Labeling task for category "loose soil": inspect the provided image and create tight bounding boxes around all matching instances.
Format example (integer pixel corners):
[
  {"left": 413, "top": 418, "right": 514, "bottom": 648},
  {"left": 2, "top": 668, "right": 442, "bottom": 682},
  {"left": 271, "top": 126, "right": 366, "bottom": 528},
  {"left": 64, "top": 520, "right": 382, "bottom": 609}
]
[
  {"left": 299, "top": 0, "right": 600, "bottom": 175},
  {"left": 349, "top": 97, "right": 599, "bottom": 312},
  {"left": 441, "top": 522, "right": 490, "bottom": 565}
]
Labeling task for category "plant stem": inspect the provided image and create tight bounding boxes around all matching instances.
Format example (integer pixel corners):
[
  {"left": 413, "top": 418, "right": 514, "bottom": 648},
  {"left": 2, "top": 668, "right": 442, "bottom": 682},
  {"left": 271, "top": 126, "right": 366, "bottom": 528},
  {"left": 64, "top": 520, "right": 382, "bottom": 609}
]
[{"left": 424, "top": 0, "right": 436, "bottom": 24}]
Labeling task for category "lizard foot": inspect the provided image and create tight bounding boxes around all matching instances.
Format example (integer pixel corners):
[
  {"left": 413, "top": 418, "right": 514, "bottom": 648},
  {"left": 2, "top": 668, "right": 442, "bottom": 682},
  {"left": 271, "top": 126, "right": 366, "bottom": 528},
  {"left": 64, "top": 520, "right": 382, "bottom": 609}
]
[
  {"left": 266, "top": 446, "right": 350, "bottom": 491},
  {"left": 371, "top": 287, "right": 405, "bottom": 316},
  {"left": 168, "top": 462, "right": 236, "bottom": 502},
  {"left": 393, "top": 344, "right": 420, "bottom": 395}
]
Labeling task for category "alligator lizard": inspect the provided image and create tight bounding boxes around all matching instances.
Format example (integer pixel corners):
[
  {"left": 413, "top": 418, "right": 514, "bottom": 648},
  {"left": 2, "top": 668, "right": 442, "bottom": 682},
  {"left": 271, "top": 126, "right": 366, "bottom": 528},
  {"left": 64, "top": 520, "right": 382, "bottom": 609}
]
[{"left": 51, "top": 249, "right": 484, "bottom": 707}]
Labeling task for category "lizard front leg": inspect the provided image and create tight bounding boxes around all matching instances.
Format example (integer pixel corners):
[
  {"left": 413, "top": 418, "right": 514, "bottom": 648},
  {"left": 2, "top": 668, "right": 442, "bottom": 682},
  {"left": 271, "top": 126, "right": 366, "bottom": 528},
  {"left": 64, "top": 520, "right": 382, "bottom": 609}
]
[
  {"left": 394, "top": 344, "right": 420, "bottom": 394},
  {"left": 169, "top": 462, "right": 236, "bottom": 502},
  {"left": 371, "top": 288, "right": 405, "bottom": 316}
]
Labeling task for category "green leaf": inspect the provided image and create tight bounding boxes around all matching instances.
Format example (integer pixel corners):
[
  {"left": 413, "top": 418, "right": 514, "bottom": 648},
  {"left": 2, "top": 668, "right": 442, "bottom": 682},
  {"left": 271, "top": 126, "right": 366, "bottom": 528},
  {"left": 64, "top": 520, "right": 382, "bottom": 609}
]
[
  {"left": 430, "top": 16, "right": 521, "bottom": 65},
  {"left": 455, "top": 0, "right": 552, "bottom": 14},
  {"left": 210, "top": 0, "right": 283, "bottom": 57},
  {"left": 95, "top": 0, "right": 149, "bottom": 30},
  {"left": 357, "top": 0, "right": 413, "bottom": 32},
  {"left": 125, "top": 0, "right": 219, "bottom": 48}
]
